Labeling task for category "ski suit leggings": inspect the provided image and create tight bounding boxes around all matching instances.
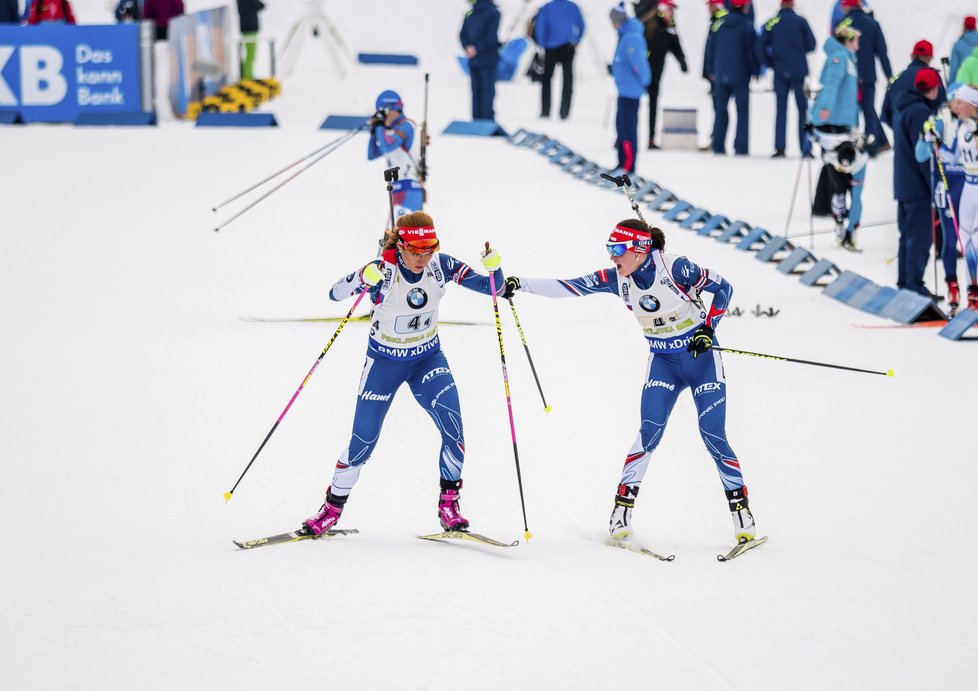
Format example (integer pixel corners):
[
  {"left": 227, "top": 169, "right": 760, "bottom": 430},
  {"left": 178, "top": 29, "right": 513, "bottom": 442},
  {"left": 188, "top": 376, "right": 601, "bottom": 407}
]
[
  {"left": 619, "top": 348, "right": 745, "bottom": 492},
  {"left": 329, "top": 350, "right": 465, "bottom": 497},
  {"left": 955, "top": 180, "right": 978, "bottom": 285},
  {"left": 936, "top": 173, "right": 964, "bottom": 277}
]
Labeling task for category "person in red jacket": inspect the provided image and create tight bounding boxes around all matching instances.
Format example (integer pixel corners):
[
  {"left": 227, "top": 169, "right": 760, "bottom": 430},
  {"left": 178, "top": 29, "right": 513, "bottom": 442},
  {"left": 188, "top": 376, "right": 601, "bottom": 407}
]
[
  {"left": 26, "top": 0, "right": 76, "bottom": 25},
  {"left": 143, "top": 0, "right": 185, "bottom": 41}
]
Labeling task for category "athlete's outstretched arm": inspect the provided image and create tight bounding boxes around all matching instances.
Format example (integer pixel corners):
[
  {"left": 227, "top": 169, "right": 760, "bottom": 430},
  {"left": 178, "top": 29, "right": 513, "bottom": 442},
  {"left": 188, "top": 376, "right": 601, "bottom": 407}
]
[
  {"left": 439, "top": 254, "right": 504, "bottom": 296},
  {"left": 514, "top": 268, "right": 621, "bottom": 298}
]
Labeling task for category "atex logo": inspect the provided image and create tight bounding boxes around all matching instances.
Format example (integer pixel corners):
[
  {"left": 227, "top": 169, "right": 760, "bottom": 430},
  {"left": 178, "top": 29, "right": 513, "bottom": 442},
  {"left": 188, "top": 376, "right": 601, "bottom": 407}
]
[
  {"left": 360, "top": 390, "right": 393, "bottom": 402},
  {"left": 694, "top": 382, "right": 722, "bottom": 396},
  {"left": 421, "top": 367, "right": 450, "bottom": 383},
  {"left": 645, "top": 379, "right": 675, "bottom": 391}
]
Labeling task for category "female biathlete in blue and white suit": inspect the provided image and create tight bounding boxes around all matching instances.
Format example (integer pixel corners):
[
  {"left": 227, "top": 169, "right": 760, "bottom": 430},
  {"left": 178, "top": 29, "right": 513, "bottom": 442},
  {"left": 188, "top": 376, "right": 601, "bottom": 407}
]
[
  {"left": 505, "top": 220, "right": 757, "bottom": 544},
  {"left": 303, "top": 211, "right": 504, "bottom": 536}
]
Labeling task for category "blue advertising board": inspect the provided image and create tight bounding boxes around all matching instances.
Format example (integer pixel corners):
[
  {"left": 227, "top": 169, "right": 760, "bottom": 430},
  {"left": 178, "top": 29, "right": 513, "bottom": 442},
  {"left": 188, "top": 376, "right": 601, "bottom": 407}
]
[{"left": 0, "top": 24, "right": 143, "bottom": 123}]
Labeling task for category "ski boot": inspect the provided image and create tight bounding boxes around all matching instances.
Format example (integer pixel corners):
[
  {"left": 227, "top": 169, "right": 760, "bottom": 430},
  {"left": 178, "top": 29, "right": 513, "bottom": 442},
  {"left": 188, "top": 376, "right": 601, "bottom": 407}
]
[
  {"left": 438, "top": 479, "right": 470, "bottom": 532},
  {"left": 947, "top": 279, "right": 960, "bottom": 317},
  {"left": 968, "top": 284, "right": 978, "bottom": 311},
  {"left": 726, "top": 487, "right": 756, "bottom": 543},
  {"left": 303, "top": 489, "right": 347, "bottom": 536},
  {"left": 609, "top": 484, "right": 639, "bottom": 540}
]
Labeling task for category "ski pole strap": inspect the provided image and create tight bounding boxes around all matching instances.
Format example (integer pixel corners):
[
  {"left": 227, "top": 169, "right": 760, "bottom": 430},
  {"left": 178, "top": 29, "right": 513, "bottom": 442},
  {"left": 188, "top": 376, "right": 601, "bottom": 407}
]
[{"left": 714, "top": 347, "right": 894, "bottom": 377}]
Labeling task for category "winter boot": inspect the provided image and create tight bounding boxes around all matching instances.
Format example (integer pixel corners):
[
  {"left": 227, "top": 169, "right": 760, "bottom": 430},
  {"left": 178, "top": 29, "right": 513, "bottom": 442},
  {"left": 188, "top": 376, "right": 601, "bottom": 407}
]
[
  {"left": 438, "top": 479, "right": 470, "bottom": 532},
  {"left": 947, "top": 279, "right": 960, "bottom": 316},
  {"left": 303, "top": 490, "right": 347, "bottom": 535},
  {"left": 968, "top": 284, "right": 978, "bottom": 311},
  {"left": 609, "top": 484, "right": 639, "bottom": 540},
  {"left": 726, "top": 487, "right": 756, "bottom": 543}
]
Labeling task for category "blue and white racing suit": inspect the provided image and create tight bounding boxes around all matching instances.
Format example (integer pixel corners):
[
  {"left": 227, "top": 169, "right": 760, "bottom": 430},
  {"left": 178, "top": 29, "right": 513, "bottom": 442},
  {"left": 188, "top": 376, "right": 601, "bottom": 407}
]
[
  {"left": 516, "top": 250, "right": 747, "bottom": 494},
  {"left": 325, "top": 249, "right": 503, "bottom": 497}
]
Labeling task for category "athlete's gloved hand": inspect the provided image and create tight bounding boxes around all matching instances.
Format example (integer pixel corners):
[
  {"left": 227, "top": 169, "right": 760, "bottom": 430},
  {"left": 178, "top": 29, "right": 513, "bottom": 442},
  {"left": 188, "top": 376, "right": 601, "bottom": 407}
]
[
  {"left": 481, "top": 247, "right": 502, "bottom": 272},
  {"left": 923, "top": 117, "right": 941, "bottom": 143},
  {"left": 686, "top": 325, "right": 715, "bottom": 358},
  {"left": 502, "top": 276, "right": 521, "bottom": 299},
  {"left": 360, "top": 262, "right": 383, "bottom": 286},
  {"left": 369, "top": 108, "right": 387, "bottom": 129},
  {"left": 965, "top": 119, "right": 978, "bottom": 136}
]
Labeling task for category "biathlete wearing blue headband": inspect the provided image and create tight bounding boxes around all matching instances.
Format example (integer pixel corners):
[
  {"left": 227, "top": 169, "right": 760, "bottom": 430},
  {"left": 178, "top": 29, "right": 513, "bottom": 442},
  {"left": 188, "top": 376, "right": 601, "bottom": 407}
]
[{"left": 503, "top": 219, "right": 757, "bottom": 544}]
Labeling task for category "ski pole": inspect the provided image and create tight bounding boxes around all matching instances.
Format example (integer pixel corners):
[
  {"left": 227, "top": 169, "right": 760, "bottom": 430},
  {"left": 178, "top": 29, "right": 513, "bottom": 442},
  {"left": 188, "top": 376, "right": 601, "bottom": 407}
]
[
  {"left": 486, "top": 242, "right": 532, "bottom": 541},
  {"left": 506, "top": 297, "right": 551, "bottom": 412},
  {"left": 929, "top": 154, "right": 941, "bottom": 297},
  {"left": 224, "top": 289, "right": 369, "bottom": 502},
  {"left": 783, "top": 154, "right": 805, "bottom": 237},
  {"left": 211, "top": 124, "right": 366, "bottom": 213},
  {"left": 214, "top": 134, "right": 362, "bottom": 232},
  {"left": 714, "top": 346, "right": 894, "bottom": 377},
  {"left": 600, "top": 172, "right": 649, "bottom": 225}
]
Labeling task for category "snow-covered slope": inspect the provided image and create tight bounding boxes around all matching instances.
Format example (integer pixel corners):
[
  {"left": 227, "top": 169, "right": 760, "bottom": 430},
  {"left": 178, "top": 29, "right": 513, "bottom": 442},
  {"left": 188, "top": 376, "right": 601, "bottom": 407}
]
[{"left": 3, "top": 1, "right": 977, "bottom": 689}]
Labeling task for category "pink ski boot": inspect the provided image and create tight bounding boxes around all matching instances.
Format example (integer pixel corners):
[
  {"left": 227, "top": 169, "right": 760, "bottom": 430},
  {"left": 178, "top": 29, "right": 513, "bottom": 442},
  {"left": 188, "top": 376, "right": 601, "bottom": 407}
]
[
  {"left": 303, "top": 491, "right": 347, "bottom": 535},
  {"left": 438, "top": 479, "right": 470, "bottom": 532}
]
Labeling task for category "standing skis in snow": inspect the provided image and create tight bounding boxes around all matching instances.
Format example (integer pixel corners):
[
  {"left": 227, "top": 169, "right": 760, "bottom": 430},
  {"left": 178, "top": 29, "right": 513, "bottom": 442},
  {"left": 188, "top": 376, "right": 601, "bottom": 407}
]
[
  {"left": 303, "top": 211, "right": 505, "bottom": 536},
  {"left": 503, "top": 220, "right": 759, "bottom": 546},
  {"left": 368, "top": 90, "right": 424, "bottom": 221}
]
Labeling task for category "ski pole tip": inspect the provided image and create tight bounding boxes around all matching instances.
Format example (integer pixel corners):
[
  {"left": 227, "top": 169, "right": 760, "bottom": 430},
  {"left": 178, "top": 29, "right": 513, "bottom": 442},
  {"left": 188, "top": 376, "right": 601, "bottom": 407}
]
[
  {"left": 886, "top": 368, "right": 895, "bottom": 377},
  {"left": 544, "top": 405, "right": 552, "bottom": 413},
  {"left": 524, "top": 530, "right": 533, "bottom": 541},
  {"left": 224, "top": 491, "right": 233, "bottom": 503}
]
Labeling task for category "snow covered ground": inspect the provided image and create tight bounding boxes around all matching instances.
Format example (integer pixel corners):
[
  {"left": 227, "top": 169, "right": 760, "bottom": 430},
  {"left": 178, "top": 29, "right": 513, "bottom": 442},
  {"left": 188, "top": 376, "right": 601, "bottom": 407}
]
[{"left": 2, "top": 1, "right": 977, "bottom": 689}]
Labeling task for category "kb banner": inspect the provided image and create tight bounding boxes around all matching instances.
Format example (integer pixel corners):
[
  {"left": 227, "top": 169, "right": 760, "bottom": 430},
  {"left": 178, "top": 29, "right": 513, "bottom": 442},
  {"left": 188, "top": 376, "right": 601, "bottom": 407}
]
[{"left": 0, "top": 24, "right": 145, "bottom": 123}]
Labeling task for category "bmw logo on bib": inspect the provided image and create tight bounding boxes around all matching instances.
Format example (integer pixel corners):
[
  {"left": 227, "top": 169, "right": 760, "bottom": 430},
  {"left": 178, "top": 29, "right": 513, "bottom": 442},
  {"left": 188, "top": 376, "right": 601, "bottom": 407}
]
[
  {"left": 407, "top": 288, "right": 428, "bottom": 309},
  {"left": 639, "top": 295, "right": 660, "bottom": 312}
]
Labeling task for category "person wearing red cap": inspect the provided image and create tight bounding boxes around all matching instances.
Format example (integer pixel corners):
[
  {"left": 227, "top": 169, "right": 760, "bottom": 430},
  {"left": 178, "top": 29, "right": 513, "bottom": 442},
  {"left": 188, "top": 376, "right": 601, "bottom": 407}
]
[
  {"left": 759, "top": 0, "right": 817, "bottom": 158},
  {"left": 301, "top": 211, "right": 505, "bottom": 537},
  {"left": 836, "top": 0, "right": 892, "bottom": 156},
  {"left": 950, "top": 16, "right": 978, "bottom": 83},
  {"left": 892, "top": 68, "right": 942, "bottom": 298},
  {"left": 881, "top": 40, "right": 946, "bottom": 133},
  {"left": 502, "top": 220, "right": 759, "bottom": 548}
]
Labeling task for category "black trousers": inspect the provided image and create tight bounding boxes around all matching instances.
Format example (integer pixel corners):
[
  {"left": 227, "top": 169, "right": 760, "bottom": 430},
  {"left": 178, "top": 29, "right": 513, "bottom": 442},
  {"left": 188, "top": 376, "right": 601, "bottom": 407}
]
[{"left": 541, "top": 43, "right": 576, "bottom": 119}]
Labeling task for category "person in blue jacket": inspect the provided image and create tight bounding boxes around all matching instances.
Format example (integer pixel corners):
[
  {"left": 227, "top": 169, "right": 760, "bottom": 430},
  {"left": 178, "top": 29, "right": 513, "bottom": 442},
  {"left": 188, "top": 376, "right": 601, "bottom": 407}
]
[
  {"left": 534, "top": 0, "right": 585, "bottom": 120},
  {"left": 703, "top": 0, "right": 725, "bottom": 94},
  {"left": 759, "top": 0, "right": 816, "bottom": 158},
  {"left": 950, "top": 17, "right": 978, "bottom": 83},
  {"left": 610, "top": 3, "right": 651, "bottom": 173},
  {"left": 809, "top": 24, "right": 860, "bottom": 131},
  {"left": 893, "top": 67, "right": 942, "bottom": 297},
  {"left": 836, "top": 0, "right": 892, "bottom": 156},
  {"left": 459, "top": 0, "right": 501, "bottom": 121},
  {"left": 367, "top": 90, "right": 423, "bottom": 221},
  {"left": 881, "top": 40, "right": 946, "bottom": 132},
  {"left": 1, "top": 0, "right": 21, "bottom": 23},
  {"left": 707, "top": 0, "right": 758, "bottom": 156}
]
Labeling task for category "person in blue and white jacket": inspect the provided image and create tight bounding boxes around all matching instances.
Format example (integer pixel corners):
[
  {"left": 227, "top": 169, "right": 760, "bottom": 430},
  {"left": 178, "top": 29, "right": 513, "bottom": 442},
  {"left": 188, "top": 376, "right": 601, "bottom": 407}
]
[
  {"left": 503, "top": 219, "right": 757, "bottom": 545},
  {"left": 368, "top": 89, "right": 423, "bottom": 221},
  {"left": 302, "top": 211, "right": 504, "bottom": 537}
]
